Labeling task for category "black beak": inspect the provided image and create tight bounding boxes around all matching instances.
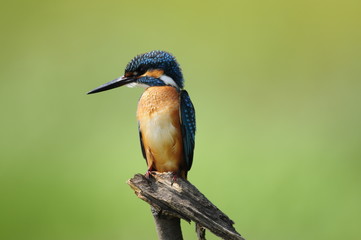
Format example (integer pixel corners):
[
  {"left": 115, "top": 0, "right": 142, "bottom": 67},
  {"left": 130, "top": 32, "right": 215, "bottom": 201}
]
[{"left": 87, "top": 76, "right": 136, "bottom": 94}]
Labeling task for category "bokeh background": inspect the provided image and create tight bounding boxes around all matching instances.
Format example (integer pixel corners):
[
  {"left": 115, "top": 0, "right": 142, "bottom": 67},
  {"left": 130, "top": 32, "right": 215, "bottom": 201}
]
[{"left": 1, "top": 0, "right": 360, "bottom": 239}]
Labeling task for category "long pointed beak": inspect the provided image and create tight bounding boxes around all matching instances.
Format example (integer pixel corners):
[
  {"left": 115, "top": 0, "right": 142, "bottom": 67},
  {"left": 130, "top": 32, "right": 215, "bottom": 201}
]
[{"left": 87, "top": 76, "right": 136, "bottom": 95}]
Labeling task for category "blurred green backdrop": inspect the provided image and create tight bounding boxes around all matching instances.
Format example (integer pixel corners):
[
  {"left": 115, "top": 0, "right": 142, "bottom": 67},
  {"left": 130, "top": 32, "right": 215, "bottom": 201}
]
[{"left": 1, "top": 0, "right": 360, "bottom": 239}]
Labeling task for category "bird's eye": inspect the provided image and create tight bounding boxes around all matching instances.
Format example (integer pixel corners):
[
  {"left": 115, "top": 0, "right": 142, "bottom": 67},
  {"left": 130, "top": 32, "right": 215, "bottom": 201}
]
[{"left": 133, "top": 68, "right": 146, "bottom": 77}]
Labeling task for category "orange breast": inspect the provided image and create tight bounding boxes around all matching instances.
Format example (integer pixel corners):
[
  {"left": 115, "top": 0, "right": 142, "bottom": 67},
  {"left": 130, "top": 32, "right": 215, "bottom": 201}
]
[{"left": 137, "top": 86, "right": 185, "bottom": 174}]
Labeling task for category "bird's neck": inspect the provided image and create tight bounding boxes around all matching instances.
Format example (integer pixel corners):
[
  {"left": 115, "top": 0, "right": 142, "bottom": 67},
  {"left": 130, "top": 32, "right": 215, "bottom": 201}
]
[{"left": 137, "top": 86, "right": 180, "bottom": 116}]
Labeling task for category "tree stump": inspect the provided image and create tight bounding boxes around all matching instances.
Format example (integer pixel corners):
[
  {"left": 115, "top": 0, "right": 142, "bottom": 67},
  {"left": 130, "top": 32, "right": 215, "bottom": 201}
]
[{"left": 127, "top": 172, "right": 245, "bottom": 240}]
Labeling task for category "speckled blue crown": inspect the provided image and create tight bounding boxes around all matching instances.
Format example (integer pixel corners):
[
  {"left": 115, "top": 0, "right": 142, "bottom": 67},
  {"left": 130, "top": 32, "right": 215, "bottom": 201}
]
[{"left": 125, "top": 50, "right": 184, "bottom": 89}]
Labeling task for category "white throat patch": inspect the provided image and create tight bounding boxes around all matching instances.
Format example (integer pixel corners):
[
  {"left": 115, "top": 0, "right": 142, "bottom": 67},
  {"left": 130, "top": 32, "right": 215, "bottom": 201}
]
[{"left": 126, "top": 82, "right": 148, "bottom": 88}]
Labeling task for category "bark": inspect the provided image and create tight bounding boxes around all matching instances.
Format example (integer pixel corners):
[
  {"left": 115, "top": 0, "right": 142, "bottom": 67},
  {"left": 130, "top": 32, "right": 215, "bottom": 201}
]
[{"left": 127, "top": 172, "right": 245, "bottom": 240}]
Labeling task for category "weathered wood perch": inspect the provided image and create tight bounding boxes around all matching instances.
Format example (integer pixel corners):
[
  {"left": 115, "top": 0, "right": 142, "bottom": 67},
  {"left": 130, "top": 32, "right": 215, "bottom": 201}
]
[{"left": 127, "top": 172, "right": 245, "bottom": 240}]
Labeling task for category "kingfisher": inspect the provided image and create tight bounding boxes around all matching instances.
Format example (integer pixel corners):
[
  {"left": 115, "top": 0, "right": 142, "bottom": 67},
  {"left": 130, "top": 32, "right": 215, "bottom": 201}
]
[{"left": 88, "top": 50, "right": 196, "bottom": 179}]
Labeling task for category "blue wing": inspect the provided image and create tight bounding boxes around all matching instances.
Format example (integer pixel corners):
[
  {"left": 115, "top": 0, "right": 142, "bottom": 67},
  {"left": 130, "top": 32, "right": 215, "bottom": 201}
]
[
  {"left": 138, "top": 123, "right": 146, "bottom": 161},
  {"left": 180, "top": 90, "right": 196, "bottom": 171}
]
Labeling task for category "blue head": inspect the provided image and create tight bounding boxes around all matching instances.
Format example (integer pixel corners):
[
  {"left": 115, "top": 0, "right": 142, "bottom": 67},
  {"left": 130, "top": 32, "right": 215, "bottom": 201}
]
[{"left": 88, "top": 50, "right": 184, "bottom": 94}]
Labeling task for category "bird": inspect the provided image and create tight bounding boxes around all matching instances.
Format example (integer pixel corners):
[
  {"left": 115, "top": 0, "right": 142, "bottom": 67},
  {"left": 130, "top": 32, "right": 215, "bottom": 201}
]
[{"left": 88, "top": 50, "right": 196, "bottom": 179}]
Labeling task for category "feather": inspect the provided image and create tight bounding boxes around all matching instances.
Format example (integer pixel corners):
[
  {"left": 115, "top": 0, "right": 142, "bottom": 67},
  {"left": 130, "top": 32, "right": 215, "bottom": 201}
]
[{"left": 179, "top": 90, "right": 196, "bottom": 170}]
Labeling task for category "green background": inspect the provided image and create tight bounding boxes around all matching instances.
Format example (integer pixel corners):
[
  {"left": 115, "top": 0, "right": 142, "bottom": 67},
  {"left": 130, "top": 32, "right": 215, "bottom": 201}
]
[{"left": 1, "top": 0, "right": 360, "bottom": 239}]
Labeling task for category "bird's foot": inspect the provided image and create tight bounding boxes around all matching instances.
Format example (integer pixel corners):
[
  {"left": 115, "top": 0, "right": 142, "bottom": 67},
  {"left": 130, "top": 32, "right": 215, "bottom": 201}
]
[
  {"left": 145, "top": 170, "right": 153, "bottom": 179},
  {"left": 171, "top": 171, "right": 180, "bottom": 186}
]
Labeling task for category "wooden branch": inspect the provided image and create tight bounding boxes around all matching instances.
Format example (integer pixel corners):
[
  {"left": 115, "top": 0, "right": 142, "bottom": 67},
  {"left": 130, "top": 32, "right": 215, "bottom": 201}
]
[
  {"left": 151, "top": 206, "right": 183, "bottom": 240},
  {"left": 127, "top": 172, "right": 245, "bottom": 240}
]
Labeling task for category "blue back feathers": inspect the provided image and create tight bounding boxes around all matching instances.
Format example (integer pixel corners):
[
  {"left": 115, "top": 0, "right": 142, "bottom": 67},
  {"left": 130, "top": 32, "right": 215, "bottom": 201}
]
[
  {"left": 125, "top": 50, "right": 184, "bottom": 89},
  {"left": 180, "top": 90, "right": 196, "bottom": 170}
]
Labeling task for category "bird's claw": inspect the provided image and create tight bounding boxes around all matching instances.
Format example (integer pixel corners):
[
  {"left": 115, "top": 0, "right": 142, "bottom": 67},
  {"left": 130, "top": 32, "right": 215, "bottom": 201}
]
[
  {"left": 145, "top": 170, "right": 152, "bottom": 179},
  {"left": 171, "top": 172, "right": 180, "bottom": 186}
]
